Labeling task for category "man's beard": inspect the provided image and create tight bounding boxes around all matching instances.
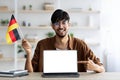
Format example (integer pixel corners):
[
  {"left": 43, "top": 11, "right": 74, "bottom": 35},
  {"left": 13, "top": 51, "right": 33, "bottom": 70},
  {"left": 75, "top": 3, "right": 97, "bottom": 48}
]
[{"left": 56, "top": 32, "right": 67, "bottom": 38}]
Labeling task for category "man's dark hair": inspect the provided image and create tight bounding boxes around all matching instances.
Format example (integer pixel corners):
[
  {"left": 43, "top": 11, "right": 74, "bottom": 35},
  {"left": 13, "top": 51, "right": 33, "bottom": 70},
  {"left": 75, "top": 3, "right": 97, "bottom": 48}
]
[{"left": 51, "top": 9, "right": 70, "bottom": 24}]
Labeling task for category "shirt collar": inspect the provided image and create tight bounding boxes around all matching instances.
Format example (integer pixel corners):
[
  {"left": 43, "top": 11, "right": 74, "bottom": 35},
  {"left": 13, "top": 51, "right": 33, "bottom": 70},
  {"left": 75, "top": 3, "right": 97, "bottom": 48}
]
[
  {"left": 68, "top": 35, "right": 74, "bottom": 50},
  {"left": 53, "top": 35, "right": 74, "bottom": 50}
]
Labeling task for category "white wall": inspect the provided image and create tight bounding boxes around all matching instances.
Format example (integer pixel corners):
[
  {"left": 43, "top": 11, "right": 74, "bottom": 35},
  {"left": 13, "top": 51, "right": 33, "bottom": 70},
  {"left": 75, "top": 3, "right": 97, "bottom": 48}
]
[{"left": 101, "top": 0, "right": 120, "bottom": 72}]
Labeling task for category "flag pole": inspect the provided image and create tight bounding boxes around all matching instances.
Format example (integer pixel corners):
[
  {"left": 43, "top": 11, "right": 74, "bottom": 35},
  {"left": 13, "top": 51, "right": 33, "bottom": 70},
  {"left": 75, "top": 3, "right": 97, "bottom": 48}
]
[
  {"left": 14, "top": 41, "right": 18, "bottom": 70},
  {"left": 18, "top": 26, "right": 24, "bottom": 39},
  {"left": 14, "top": 0, "right": 18, "bottom": 70}
]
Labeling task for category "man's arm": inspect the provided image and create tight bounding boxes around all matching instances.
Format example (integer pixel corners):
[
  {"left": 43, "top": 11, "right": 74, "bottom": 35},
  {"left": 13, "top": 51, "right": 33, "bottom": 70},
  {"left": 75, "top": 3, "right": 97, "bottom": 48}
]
[
  {"left": 79, "top": 40, "right": 105, "bottom": 73},
  {"left": 22, "top": 39, "right": 33, "bottom": 72},
  {"left": 78, "top": 59, "right": 105, "bottom": 73},
  {"left": 92, "top": 63, "right": 105, "bottom": 73}
]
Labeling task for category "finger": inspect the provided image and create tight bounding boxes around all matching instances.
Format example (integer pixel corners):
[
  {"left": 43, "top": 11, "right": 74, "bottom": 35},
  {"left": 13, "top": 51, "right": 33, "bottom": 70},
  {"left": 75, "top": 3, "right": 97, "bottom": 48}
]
[
  {"left": 22, "top": 39, "right": 25, "bottom": 42},
  {"left": 22, "top": 39, "right": 27, "bottom": 43},
  {"left": 78, "top": 61, "right": 88, "bottom": 64},
  {"left": 88, "top": 58, "right": 92, "bottom": 61}
]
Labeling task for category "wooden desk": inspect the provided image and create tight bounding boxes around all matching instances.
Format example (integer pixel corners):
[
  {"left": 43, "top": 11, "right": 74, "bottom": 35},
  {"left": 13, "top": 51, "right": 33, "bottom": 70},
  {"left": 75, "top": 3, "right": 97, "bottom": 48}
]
[{"left": 0, "top": 72, "right": 120, "bottom": 80}]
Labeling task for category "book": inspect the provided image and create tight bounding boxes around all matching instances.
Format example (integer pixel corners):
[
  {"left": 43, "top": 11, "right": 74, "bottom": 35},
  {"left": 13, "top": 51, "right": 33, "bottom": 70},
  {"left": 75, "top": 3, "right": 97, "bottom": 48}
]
[{"left": 0, "top": 69, "right": 29, "bottom": 77}]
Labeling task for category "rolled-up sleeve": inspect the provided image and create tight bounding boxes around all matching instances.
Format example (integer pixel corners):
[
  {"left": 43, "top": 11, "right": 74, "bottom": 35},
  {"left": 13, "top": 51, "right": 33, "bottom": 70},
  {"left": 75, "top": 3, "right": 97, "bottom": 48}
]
[
  {"left": 82, "top": 40, "right": 103, "bottom": 66},
  {"left": 32, "top": 42, "right": 40, "bottom": 72}
]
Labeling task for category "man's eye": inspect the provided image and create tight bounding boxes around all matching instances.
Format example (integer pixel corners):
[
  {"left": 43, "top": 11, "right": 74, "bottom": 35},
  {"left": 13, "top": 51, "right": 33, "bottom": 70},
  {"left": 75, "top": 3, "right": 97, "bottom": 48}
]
[
  {"left": 54, "top": 22, "right": 59, "bottom": 25},
  {"left": 62, "top": 21, "right": 66, "bottom": 24}
]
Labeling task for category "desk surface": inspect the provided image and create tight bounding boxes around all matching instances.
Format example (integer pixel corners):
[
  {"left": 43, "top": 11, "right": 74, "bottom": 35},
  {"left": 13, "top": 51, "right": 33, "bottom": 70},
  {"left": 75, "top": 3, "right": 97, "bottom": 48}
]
[{"left": 0, "top": 72, "right": 120, "bottom": 80}]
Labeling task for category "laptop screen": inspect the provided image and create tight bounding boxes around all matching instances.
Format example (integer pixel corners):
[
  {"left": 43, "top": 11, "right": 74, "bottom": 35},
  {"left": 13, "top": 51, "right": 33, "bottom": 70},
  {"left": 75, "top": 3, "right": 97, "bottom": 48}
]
[{"left": 43, "top": 50, "right": 78, "bottom": 73}]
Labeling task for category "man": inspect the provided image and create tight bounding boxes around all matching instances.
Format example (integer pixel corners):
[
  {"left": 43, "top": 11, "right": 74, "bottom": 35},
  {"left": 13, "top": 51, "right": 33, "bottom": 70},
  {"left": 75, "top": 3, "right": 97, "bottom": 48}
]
[{"left": 22, "top": 9, "right": 105, "bottom": 73}]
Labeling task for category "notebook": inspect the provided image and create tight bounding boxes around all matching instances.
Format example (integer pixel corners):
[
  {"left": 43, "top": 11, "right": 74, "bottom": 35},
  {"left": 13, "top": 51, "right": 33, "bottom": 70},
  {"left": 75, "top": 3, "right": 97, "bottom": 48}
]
[
  {"left": 0, "top": 69, "right": 28, "bottom": 77},
  {"left": 42, "top": 50, "right": 80, "bottom": 78}
]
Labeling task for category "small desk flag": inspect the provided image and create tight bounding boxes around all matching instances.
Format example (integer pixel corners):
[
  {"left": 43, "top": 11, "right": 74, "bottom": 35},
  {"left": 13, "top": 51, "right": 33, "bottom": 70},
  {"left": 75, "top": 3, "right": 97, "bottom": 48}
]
[{"left": 6, "top": 14, "right": 21, "bottom": 44}]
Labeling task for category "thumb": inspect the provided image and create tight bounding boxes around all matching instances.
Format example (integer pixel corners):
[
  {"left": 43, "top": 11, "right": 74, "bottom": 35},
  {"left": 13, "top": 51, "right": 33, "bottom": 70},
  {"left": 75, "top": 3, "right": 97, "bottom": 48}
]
[
  {"left": 88, "top": 58, "right": 91, "bottom": 61},
  {"left": 88, "top": 58, "right": 94, "bottom": 64},
  {"left": 22, "top": 39, "right": 25, "bottom": 43},
  {"left": 22, "top": 38, "right": 26, "bottom": 41}
]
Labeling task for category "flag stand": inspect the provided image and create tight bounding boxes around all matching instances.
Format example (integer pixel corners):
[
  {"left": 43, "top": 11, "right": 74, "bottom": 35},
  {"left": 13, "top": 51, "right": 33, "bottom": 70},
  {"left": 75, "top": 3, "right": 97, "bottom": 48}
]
[
  {"left": 7, "top": 0, "right": 24, "bottom": 70},
  {"left": 14, "top": 42, "right": 18, "bottom": 69},
  {"left": 14, "top": 0, "right": 18, "bottom": 70},
  {"left": 13, "top": 27, "right": 24, "bottom": 70}
]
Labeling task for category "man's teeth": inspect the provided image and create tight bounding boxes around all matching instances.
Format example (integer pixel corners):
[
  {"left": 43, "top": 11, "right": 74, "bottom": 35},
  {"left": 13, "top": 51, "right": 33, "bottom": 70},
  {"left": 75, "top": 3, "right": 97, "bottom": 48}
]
[{"left": 59, "top": 30, "right": 64, "bottom": 32}]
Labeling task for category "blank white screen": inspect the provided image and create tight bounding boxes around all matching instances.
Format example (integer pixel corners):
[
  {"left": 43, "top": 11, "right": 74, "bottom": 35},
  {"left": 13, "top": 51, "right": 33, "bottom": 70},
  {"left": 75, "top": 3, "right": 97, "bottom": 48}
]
[{"left": 43, "top": 50, "right": 77, "bottom": 73}]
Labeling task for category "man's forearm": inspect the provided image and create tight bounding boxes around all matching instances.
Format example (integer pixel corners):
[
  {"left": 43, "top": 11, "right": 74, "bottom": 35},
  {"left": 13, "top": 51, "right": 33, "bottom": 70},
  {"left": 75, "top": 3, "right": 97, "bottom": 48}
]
[
  {"left": 94, "top": 64, "right": 105, "bottom": 73},
  {"left": 25, "top": 51, "right": 33, "bottom": 72}
]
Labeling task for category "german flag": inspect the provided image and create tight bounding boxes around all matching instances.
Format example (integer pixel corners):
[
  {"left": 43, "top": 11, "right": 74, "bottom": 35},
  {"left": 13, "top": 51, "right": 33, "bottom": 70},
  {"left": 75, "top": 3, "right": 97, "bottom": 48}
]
[{"left": 6, "top": 15, "right": 21, "bottom": 44}]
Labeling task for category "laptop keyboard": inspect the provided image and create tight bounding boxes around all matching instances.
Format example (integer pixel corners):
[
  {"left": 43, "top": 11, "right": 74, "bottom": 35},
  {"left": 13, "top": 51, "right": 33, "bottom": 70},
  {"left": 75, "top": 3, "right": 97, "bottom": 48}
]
[{"left": 42, "top": 73, "right": 80, "bottom": 78}]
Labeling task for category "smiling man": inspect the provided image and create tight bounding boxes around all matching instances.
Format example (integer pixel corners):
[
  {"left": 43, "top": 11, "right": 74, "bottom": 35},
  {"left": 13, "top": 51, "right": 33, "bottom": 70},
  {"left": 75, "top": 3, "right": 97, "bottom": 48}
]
[{"left": 22, "top": 9, "right": 105, "bottom": 73}]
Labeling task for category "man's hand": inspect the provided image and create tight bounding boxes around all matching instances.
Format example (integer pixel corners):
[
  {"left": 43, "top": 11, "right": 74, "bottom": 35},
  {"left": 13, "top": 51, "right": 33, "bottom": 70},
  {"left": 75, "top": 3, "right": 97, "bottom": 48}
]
[
  {"left": 78, "top": 58, "right": 105, "bottom": 73},
  {"left": 22, "top": 39, "right": 32, "bottom": 54},
  {"left": 22, "top": 39, "right": 33, "bottom": 72},
  {"left": 78, "top": 58, "right": 97, "bottom": 71}
]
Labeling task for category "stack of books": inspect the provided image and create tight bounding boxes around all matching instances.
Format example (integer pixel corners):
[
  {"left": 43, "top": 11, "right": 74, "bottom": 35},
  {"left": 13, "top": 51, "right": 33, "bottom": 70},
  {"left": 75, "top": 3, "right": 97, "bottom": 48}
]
[{"left": 0, "top": 69, "right": 28, "bottom": 77}]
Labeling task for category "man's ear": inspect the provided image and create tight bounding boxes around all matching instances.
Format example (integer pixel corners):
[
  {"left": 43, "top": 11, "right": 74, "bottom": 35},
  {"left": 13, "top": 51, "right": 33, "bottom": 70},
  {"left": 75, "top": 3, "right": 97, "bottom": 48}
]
[{"left": 68, "top": 22, "right": 71, "bottom": 28}]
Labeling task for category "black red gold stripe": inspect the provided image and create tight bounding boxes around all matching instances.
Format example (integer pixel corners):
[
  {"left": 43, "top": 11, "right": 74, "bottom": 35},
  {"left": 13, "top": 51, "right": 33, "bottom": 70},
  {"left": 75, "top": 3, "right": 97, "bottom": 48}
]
[
  {"left": 9, "top": 29, "right": 21, "bottom": 42},
  {"left": 6, "top": 14, "right": 21, "bottom": 44}
]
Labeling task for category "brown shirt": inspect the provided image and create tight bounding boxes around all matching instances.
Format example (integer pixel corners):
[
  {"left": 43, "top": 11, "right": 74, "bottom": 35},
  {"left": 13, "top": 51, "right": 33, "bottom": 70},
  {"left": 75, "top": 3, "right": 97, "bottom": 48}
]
[{"left": 32, "top": 35, "right": 102, "bottom": 72}]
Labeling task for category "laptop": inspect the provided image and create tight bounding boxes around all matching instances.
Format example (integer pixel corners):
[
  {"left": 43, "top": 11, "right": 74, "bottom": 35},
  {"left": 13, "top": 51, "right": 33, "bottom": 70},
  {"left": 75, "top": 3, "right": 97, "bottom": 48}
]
[{"left": 42, "top": 50, "right": 80, "bottom": 78}]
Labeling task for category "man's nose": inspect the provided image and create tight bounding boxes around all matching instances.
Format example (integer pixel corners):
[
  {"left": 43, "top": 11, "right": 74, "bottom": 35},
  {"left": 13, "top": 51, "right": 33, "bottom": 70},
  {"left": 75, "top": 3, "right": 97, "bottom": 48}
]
[{"left": 59, "top": 22, "right": 63, "bottom": 28}]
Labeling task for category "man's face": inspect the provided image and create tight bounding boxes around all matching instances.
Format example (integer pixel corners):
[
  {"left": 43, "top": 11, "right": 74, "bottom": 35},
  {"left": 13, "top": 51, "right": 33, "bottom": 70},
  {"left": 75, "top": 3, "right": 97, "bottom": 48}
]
[{"left": 52, "top": 20, "right": 70, "bottom": 38}]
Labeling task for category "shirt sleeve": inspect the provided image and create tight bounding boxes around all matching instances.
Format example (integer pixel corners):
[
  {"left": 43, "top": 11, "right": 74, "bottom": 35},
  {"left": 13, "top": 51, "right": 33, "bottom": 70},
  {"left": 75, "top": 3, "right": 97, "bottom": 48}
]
[
  {"left": 81, "top": 40, "right": 103, "bottom": 66},
  {"left": 32, "top": 42, "right": 40, "bottom": 72}
]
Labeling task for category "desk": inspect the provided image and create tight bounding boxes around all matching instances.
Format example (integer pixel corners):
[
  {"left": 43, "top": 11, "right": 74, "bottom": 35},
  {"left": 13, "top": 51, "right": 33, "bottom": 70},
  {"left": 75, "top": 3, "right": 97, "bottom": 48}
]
[{"left": 0, "top": 72, "right": 120, "bottom": 80}]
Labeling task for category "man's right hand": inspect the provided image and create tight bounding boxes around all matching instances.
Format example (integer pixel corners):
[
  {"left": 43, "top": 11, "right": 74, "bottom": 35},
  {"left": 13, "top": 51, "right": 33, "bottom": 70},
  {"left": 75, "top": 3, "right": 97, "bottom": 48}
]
[
  {"left": 22, "top": 39, "right": 32, "bottom": 54},
  {"left": 22, "top": 39, "right": 33, "bottom": 72}
]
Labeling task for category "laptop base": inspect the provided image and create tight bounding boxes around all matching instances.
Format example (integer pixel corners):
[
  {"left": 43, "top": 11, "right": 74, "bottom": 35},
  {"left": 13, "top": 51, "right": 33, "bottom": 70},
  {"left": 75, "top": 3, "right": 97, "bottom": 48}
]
[{"left": 42, "top": 73, "right": 80, "bottom": 78}]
